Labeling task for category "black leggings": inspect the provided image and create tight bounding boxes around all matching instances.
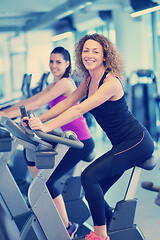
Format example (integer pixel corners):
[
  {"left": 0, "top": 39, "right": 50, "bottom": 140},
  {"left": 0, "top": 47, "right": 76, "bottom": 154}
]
[
  {"left": 46, "top": 137, "right": 95, "bottom": 198},
  {"left": 81, "top": 130, "right": 154, "bottom": 226}
]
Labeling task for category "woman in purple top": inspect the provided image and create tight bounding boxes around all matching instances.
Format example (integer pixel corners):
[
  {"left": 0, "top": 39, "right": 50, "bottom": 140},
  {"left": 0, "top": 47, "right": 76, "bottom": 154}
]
[{"left": 0, "top": 46, "right": 94, "bottom": 238}]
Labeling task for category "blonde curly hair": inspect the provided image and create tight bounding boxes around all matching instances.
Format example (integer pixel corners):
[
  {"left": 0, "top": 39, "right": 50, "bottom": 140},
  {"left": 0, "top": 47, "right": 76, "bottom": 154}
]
[{"left": 75, "top": 33, "right": 126, "bottom": 82}]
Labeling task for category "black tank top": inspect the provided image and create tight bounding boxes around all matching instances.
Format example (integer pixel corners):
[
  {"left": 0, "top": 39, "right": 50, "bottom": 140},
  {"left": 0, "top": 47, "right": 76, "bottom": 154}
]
[{"left": 86, "top": 72, "right": 144, "bottom": 147}]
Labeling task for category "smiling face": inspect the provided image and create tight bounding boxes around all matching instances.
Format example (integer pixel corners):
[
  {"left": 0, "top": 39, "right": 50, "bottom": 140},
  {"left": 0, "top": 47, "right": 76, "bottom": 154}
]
[
  {"left": 49, "top": 53, "right": 69, "bottom": 80},
  {"left": 82, "top": 39, "right": 105, "bottom": 73}
]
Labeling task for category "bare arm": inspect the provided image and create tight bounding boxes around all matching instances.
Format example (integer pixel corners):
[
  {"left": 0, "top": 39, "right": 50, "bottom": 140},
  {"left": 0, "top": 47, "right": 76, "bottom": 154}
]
[
  {"left": 29, "top": 77, "right": 123, "bottom": 132},
  {"left": 0, "top": 78, "right": 75, "bottom": 120},
  {"left": 0, "top": 84, "right": 53, "bottom": 120},
  {"left": 39, "top": 78, "right": 87, "bottom": 123}
]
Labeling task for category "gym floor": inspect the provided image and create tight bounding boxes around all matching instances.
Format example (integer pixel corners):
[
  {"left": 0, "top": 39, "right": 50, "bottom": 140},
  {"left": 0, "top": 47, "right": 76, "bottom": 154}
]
[{"left": 88, "top": 117, "right": 160, "bottom": 240}]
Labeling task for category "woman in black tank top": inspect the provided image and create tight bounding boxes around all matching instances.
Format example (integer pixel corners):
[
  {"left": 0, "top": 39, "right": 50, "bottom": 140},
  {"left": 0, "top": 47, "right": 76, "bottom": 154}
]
[{"left": 28, "top": 33, "right": 154, "bottom": 240}]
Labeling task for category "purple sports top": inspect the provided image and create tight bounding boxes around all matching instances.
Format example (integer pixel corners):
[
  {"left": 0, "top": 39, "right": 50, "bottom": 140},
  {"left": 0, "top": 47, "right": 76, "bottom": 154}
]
[{"left": 49, "top": 95, "right": 91, "bottom": 141}]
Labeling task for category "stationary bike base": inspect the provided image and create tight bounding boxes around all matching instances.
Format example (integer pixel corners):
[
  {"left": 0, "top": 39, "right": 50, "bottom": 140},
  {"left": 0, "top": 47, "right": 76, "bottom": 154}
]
[
  {"left": 109, "top": 224, "right": 145, "bottom": 240},
  {"left": 108, "top": 199, "right": 145, "bottom": 240},
  {"left": 109, "top": 199, "right": 137, "bottom": 229}
]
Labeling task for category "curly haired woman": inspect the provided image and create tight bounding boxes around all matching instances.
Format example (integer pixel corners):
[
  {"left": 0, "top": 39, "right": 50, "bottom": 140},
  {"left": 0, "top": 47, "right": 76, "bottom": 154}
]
[{"left": 28, "top": 34, "right": 154, "bottom": 240}]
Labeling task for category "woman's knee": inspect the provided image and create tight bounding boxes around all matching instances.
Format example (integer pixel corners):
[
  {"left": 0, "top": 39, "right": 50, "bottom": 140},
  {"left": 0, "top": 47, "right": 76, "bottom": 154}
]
[
  {"left": 46, "top": 180, "right": 59, "bottom": 198},
  {"left": 81, "top": 167, "right": 94, "bottom": 187}
]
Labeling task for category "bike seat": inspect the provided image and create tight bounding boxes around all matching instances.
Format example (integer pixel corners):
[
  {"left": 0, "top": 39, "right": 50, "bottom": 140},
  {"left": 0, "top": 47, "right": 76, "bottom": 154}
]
[{"left": 138, "top": 156, "right": 158, "bottom": 170}]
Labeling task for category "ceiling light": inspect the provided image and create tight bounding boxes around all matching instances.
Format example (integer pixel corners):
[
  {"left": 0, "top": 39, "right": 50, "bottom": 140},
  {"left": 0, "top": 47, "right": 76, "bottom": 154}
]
[
  {"left": 130, "top": 4, "right": 160, "bottom": 17},
  {"left": 52, "top": 32, "right": 72, "bottom": 42}
]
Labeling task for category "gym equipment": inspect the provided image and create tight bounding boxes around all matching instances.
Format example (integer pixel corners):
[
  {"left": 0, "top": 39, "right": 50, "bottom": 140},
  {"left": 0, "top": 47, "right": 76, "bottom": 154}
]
[
  {"left": 0, "top": 125, "right": 22, "bottom": 240},
  {"left": 52, "top": 148, "right": 95, "bottom": 237},
  {"left": 31, "top": 72, "right": 50, "bottom": 96},
  {"left": 141, "top": 181, "right": 160, "bottom": 207},
  {"left": 21, "top": 73, "right": 32, "bottom": 98},
  {"left": 108, "top": 156, "right": 158, "bottom": 240},
  {"left": 61, "top": 139, "right": 158, "bottom": 239},
  {"left": 0, "top": 115, "right": 85, "bottom": 240},
  {"left": 1, "top": 111, "right": 157, "bottom": 240},
  {"left": 19, "top": 105, "right": 95, "bottom": 236},
  {"left": 127, "top": 69, "right": 159, "bottom": 142},
  {"left": 127, "top": 69, "right": 160, "bottom": 215},
  {"left": 18, "top": 108, "right": 158, "bottom": 240},
  {"left": 0, "top": 73, "right": 32, "bottom": 111}
]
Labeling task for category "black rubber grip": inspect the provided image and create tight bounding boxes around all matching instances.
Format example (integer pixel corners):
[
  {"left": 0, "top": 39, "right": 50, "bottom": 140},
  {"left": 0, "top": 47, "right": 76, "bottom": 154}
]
[
  {"left": 19, "top": 105, "right": 30, "bottom": 128},
  {"left": 27, "top": 109, "right": 35, "bottom": 118},
  {"left": 20, "top": 105, "right": 28, "bottom": 118}
]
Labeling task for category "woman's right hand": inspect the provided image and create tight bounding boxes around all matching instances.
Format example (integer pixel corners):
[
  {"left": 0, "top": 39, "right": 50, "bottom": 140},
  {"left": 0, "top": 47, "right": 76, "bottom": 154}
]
[{"left": 28, "top": 116, "right": 46, "bottom": 132}]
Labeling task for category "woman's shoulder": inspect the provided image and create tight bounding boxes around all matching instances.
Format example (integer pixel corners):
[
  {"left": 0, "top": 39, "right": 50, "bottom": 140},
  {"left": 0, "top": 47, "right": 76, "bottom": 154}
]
[
  {"left": 63, "top": 76, "right": 77, "bottom": 88},
  {"left": 60, "top": 76, "right": 74, "bottom": 83},
  {"left": 103, "top": 74, "right": 124, "bottom": 99},
  {"left": 54, "top": 77, "right": 77, "bottom": 95},
  {"left": 53, "top": 77, "right": 72, "bottom": 86},
  {"left": 104, "top": 73, "right": 117, "bottom": 81}
]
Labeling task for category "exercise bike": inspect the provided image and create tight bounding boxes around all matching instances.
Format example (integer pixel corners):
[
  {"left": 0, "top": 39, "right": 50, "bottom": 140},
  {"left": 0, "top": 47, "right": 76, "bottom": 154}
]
[
  {"left": 19, "top": 105, "right": 95, "bottom": 237},
  {"left": 108, "top": 156, "right": 157, "bottom": 240},
  {"left": 0, "top": 114, "right": 87, "bottom": 240},
  {"left": 0, "top": 111, "right": 157, "bottom": 240},
  {"left": 141, "top": 181, "right": 160, "bottom": 207}
]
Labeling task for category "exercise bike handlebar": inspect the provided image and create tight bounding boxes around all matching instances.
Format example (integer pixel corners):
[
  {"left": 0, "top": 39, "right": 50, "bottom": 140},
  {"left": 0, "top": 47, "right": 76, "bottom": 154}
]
[
  {"left": 0, "top": 115, "right": 84, "bottom": 149},
  {"left": 26, "top": 108, "right": 84, "bottom": 149},
  {"left": 33, "top": 129, "right": 84, "bottom": 149}
]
